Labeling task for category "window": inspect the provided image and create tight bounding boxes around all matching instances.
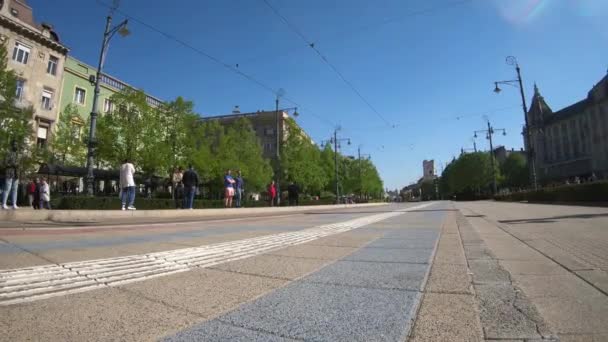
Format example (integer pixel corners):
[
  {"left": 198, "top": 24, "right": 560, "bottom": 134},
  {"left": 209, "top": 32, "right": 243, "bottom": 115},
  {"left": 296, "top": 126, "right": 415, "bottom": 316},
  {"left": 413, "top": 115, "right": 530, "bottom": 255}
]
[
  {"left": 41, "top": 89, "right": 53, "bottom": 110},
  {"left": 47, "top": 56, "right": 58, "bottom": 75},
  {"left": 103, "top": 98, "right": 114, "bottom": 113},
  {"left": 12, "top": 42, "right": 30, "bottom": 64},
  {"left": 264, "top": 128, "right": 275, "bottom": 136},
  {"left": 37, "top": 123, "right": 49, "bottom": 148},
  {"left": 74, "top": 87, "right": 86, "bottom": 105},
  {"left": 15, "top": 79, "right": 25, "bottom": 100},
  {"left": 264, "top": 142, "right": 273, "bottom": 152}
]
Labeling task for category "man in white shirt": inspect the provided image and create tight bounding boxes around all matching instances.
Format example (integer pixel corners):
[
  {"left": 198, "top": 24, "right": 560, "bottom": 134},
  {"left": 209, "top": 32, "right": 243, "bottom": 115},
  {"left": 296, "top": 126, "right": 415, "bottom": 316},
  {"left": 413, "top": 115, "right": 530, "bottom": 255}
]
[{"left": 120, "top": 159, "right": 136, "bottom": 210}]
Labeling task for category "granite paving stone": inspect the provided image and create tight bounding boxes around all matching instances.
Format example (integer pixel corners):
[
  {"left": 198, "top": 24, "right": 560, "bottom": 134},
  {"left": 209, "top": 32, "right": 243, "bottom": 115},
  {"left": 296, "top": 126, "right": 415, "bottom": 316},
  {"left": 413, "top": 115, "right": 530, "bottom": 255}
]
[
  {"left": 344, "top": 246, "right": 434, "bottom": 264},
  {"left": 303, "top": 259, "right": 428, "bottom": 290},
  {"left": 219, "top": 281, "right": 420, "bottom": 342}
]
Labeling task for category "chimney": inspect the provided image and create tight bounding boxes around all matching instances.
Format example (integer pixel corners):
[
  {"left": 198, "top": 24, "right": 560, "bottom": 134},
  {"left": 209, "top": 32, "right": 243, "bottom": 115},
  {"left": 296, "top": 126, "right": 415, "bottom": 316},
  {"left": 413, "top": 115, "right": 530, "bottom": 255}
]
[{"left": 232, "top": 105, "right": 240, "bottom": 114}]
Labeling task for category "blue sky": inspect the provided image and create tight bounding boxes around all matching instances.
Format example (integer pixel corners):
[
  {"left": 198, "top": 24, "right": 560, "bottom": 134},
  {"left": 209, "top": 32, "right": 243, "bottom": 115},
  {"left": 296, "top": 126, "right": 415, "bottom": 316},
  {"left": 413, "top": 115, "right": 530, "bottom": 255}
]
[{"left": 30, "top": 0, "right": 608, "bottom": 190}]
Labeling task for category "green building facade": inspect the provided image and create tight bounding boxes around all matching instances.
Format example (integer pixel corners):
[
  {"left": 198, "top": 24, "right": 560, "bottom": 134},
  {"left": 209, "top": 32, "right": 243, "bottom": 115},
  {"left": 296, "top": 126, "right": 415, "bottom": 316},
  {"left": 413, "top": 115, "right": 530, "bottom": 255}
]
[{"left": 59, "top": 56, "right": 163, "bottom": 121}]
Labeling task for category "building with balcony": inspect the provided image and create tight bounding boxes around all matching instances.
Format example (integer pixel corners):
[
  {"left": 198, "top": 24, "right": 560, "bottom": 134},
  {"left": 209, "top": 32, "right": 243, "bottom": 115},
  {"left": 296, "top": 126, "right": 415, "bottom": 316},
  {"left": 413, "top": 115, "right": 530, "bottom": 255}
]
[
  {"left": 0, "top": 0, "right": 68, "bottom": 148},
  {"left": 527, "top": 72, "right": 608, "bottom": 181},
  {"left": 59, "top": 56, "right": 164, "bottom": 123},
  {"left": 201, "top": 106, "right": 306, "bottom": 159}
]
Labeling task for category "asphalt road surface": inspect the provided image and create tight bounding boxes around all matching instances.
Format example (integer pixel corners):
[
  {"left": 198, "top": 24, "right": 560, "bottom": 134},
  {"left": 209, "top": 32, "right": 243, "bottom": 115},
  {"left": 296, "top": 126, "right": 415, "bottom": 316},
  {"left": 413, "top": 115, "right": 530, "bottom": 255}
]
[{"left": 1, "top": 201, "right": 607, "bottom": 341}]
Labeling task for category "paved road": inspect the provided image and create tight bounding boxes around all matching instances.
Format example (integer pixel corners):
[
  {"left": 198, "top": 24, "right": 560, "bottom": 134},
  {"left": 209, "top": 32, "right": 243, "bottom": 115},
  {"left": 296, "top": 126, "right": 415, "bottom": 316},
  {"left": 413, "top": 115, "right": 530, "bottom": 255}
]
[{"left": 1, "top": 201, "right": 607, "bottom": 341}]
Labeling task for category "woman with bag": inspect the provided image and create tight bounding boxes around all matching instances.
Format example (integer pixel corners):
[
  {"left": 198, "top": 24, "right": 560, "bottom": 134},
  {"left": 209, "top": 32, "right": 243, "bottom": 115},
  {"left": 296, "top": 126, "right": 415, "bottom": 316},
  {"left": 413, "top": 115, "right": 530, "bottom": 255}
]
[{"left": 40, "top": 178, "right": 51, "bottom": 210}]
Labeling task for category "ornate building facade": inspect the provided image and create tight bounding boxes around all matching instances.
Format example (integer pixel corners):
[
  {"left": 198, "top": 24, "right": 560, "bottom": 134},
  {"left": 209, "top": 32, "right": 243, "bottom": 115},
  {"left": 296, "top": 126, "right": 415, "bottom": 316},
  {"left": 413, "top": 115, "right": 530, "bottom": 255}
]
[{"left": 527, "top": 72, "right": 608, "bottom": 181}]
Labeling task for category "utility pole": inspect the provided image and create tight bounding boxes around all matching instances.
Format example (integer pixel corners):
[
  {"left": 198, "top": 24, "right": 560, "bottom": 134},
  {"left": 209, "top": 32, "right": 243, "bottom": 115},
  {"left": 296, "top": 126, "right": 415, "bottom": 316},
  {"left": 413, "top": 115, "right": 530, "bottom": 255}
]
[
  {"left": 358, "top": 146, "right": 361, "bottom": 200},
  {"left": 474, "top": 120, "right": 506, "bottom": 195},
  {"left": 321, "top": 128, "right": 350, "bottom": 204},
  {"left": 333, "top": 129, "right": 338, "bottom": 203},
  {"left": 357, "top": 146, "right": 370, "bottom": 201},
  {"left": 494, "top": 56, "right": 537, "bottom": 190},
  {"left": 275, "top": 95, "right": 281, "bottom": 206},
  {"left": 85, "top": 1, "right": 129, "bottom": 195}
]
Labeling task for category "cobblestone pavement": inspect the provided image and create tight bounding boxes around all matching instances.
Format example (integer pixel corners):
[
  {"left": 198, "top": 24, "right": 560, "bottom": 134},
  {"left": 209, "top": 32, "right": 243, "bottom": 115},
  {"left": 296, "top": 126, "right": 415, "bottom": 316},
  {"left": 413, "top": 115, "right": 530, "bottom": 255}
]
[{"left": 1, "top": 201, "right": 606, "bottom": 341}]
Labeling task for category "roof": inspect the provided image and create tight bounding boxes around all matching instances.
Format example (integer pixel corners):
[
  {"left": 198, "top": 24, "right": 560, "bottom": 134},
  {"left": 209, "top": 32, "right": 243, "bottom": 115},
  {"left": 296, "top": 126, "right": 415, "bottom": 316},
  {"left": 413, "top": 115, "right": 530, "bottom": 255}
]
[
  {"left": 544, "top": 98, "right": 589, "bottom": 125},
  {"left": 201, "top": 110, "right": 283, "bottom": 121}
]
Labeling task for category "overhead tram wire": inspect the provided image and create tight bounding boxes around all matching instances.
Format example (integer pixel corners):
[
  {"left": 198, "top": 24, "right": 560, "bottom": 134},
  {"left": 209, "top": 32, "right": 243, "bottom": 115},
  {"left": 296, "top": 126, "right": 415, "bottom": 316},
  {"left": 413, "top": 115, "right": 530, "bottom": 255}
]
[
  {"left": 241, "top": 0, "right": 474, "bottom": 67},
  {"left": 94, "top": 0, "right": 336, "bottom": 128},
  {"left": 260, "top": 0, "right": 393, "bottom": 128}
]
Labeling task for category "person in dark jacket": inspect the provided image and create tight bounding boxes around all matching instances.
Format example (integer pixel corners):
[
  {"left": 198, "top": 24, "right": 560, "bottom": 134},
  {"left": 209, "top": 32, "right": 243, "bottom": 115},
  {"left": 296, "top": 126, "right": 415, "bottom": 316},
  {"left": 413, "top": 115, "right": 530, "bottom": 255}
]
[
  {"left": 287, "top": 182, "right": 299, "bottom": 206},
  {"left": 182, "top": 165, "right": 199, "bottom": 210}
]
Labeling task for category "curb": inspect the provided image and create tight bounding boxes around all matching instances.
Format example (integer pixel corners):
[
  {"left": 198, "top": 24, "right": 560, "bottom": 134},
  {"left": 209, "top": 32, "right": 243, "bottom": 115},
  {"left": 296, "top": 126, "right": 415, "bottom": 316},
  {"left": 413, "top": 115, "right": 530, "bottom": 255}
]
[{"left": 0, "top": 202, "right": 389, "bottom": 223}]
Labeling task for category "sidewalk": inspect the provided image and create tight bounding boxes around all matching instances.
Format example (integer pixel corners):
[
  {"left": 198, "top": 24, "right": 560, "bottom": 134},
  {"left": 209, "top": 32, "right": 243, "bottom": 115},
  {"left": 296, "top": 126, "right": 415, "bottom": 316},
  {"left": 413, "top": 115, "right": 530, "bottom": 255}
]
[
  {"left": 455, "top": 201, "right": 608, "bottom": 341},
  {"left": 0, "top": 202, "right": 389, "bottom": 224}
]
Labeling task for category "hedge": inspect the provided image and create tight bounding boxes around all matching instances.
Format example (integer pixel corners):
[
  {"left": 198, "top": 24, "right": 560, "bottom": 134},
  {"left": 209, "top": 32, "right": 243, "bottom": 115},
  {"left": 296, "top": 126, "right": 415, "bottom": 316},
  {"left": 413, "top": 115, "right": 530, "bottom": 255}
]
[
  {"left": 51, "top": 196, "right": 337, "bottom": 210},
  {"left": 494, "top": 181, "right": 608, "bottom": 203}
]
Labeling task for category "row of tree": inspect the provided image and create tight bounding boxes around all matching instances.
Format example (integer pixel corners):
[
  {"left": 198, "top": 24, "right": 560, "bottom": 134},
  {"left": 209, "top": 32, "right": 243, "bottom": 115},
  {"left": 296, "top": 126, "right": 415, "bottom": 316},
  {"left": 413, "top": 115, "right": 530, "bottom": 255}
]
[
  {"left": 1, "top": 41, "right": 384, "bottom": 198},
  {"left": 437, "top": 151, "right": 528, "bottom": 199},
  {"left": 55, "top": 89, "right": 385, "bottom": 197}
]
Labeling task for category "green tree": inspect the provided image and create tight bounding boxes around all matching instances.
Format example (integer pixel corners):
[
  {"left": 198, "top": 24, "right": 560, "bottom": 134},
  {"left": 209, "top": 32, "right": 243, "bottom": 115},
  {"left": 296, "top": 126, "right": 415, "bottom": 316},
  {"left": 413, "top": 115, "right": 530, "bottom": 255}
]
[
  {"left": 96, "top": 88, "right": 170, "bottom": 175},
  {"left": 191, "top": 118, "right": 272, "bottom": 196},
  {"left": 441, "top": 152, "right": 500, "bottom": 198},
  {"left": 52, "top": 104, "right": 88, "bottom": 165},
  {"left": 0, "top": 43, "right": 34, "bottom": 172},
  {"left": 281, "top": 118, "right": 327, "bottom": 194},
  {"left": 501, "top": 153, "right": 528, "bottom": 189},
  {"left": 160, "top": 96, "right": 198, "bottom": 169},
  {"left": 320, "top": 144, "right": 337, "bottom": 194}
]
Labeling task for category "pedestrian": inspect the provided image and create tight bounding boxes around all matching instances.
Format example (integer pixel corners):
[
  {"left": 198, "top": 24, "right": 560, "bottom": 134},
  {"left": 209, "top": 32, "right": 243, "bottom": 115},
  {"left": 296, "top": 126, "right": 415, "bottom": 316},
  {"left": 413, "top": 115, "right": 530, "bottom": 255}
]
[
  {"left": 39, "top": 178, "right": 51, "bottom": 210},
  {"left": 182, "top": 164, "right": 199, "bottom": 210},
  {"left": 27, "top": 178, "right": 37, "bottom": 208},
  {"left": 268, "top": 180, "right": 277, "bottom": 207},
  {"left": 287, "top": 181, "right": 299, "bottom": 206},
  {"left": 224, "top": 169, "right": 236, "bottom": 208},
  {"left": 120, "top": 159, "right": 136, "bottom": 210},
  {"left": 33, "top": 177, "right": 41, "bottom": 209},
  {"left": 2, "top": 140, "right": 20, "bottom": 209},
  {"left": 171, "top": 166, "right": 184, "bottom": 209},
  {"left": 235, "top": 170, "right": 244, "bottom": 208}
]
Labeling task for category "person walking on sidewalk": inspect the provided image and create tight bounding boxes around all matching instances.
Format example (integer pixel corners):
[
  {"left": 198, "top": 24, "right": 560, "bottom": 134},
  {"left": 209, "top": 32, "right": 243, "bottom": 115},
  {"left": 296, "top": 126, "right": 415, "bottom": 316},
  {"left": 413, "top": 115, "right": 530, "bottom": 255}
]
[
  {"left": 268, "top": 180, "right": 277, "bottom": 207},
  {"left": 2, "top": 140, "right": 20, "bottom": 210},
  {"left": 234, "top": 170, "right": 244, "bottom": 208},
  {"left": 120, "top": 159, "right": 136, "bottom": 210},
  {"left": 39, "top": 178, "right": 51, "bottom": 210},
  {"left": 26, "top": 178, "right": 37, "bottom": 208},
  {"left": 171, "top": 166, "right": 184, "bottom": 209},
  {"left": 182, "top": 165, "right": 199, "bottom": 210},
  {"left": 224, "top": 169, "right": 236, "bottom": 208},
  {"left": 288, "top": 181, "right": 300, "bottom": 206}
]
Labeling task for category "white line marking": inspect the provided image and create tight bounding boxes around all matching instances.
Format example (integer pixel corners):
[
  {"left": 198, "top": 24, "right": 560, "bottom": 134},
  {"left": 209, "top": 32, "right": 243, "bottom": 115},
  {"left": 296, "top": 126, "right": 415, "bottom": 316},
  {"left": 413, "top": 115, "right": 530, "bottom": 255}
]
[{"left": 0, "top": 203, "right": 433, "bottom": 305}]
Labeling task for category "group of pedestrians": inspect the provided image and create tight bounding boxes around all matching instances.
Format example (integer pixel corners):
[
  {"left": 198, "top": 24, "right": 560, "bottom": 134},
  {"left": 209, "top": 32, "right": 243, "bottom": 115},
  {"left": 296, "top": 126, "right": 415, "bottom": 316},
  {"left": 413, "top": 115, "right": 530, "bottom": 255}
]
[
  {"left": 223, "top": 169, "right": 244, "bottom": 208},
  {"left": 170, "top": 165, "right": 200, "bottom": 210},
  {"left": 266, "top": 180, "right": 299, "bottom": 206}
]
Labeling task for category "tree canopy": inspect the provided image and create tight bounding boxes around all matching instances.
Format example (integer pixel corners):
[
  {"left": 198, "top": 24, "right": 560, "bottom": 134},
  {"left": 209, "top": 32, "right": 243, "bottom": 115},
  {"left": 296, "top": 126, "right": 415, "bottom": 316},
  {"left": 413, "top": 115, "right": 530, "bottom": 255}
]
[{"left": 19, "top": 78, "right": 385, "bottom": 199}]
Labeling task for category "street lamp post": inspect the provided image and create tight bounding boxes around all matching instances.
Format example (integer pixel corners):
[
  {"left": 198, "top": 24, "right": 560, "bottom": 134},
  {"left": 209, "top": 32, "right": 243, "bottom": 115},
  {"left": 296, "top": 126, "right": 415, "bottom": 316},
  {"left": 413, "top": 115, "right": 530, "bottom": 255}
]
[
  {"left": 85, "top": 6, "right": 129, "bottom": 196},
  {"left": 493, "top": 56, "right": 538, "bottom": 190},
  {"left": 321, "top": 127, "right": 350, "bottom": 204},
  {"left": 474, "top": 120, "right": 506, "bottom": 195},
  {"left": 357, "top": 146, "right": 370, "bottom": 201}
]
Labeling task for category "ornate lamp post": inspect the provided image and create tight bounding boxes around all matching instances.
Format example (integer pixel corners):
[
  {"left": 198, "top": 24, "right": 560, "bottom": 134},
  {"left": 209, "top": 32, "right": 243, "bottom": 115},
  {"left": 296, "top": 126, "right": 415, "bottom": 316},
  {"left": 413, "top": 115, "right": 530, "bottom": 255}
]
[
  {"left": 85, "top": 2, "right": 130, "bottom": 195},
  {"left": 493, "top": 56, "right": 537, "bottom": 190}
]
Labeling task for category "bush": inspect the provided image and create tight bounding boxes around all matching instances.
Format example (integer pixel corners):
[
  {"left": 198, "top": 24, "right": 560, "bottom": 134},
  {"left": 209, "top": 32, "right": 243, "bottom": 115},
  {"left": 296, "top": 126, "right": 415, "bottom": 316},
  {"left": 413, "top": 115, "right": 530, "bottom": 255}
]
[
  {"left": 495, "top": 181, "right": 608, "bottom": 203},
  {"left": 52, "top": 195, "right": 337, "bottom": 210}
]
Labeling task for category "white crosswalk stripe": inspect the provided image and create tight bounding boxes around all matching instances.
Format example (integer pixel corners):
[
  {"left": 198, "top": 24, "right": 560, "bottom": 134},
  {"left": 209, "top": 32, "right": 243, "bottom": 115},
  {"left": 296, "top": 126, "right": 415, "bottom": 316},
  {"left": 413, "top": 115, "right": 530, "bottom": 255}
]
[{"left": 0, "top": 203, "right": 431, "bottom": 305}]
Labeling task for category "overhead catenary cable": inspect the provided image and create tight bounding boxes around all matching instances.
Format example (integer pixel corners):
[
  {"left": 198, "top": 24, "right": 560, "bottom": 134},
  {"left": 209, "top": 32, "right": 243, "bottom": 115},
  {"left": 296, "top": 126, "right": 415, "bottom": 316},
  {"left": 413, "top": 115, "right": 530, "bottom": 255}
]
[
  {"left": 241, "top": 0, "right": 474, "bottom": 68},
  {"left": 261, "top": 0, "right": 393, "bottom": 128},
  {"left": 94, "top": 0, "right": 335, "bottom": 128}
]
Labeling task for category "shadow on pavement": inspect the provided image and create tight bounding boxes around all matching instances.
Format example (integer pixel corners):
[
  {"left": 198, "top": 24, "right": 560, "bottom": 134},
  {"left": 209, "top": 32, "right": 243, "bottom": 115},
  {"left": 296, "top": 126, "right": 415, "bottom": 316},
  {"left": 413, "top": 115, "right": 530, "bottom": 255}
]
[{"left": 499, "top": 213, "right": 608, "bottom": 224}]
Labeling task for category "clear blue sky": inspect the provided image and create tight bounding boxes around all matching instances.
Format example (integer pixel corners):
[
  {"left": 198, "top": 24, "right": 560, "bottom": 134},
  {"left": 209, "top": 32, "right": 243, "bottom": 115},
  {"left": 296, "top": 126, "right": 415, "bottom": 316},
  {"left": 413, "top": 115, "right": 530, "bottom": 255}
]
[{"left": 30, "top": 0, "right": 607, "bottom": 190}]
